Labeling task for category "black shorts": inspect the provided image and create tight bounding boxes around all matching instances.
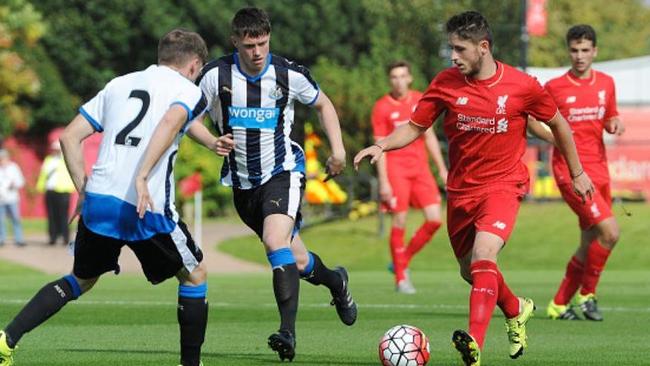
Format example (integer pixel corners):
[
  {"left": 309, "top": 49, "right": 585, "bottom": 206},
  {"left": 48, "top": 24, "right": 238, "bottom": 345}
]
[
  {"left": 72, "top": 217, "right": 203, "bottom": 284},
  {"left": 233, "top": 171, "right": 305, "bottom": 239}
]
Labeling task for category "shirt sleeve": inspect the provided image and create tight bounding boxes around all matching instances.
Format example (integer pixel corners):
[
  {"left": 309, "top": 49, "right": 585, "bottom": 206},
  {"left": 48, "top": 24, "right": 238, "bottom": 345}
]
[
  {"left": 79, "top": 87, "right": 108, "bottom": 132},
  {"left": 197, "top": 66, "right": 218, "bottom": 111},
  {"left": 604, "top": 79, "right": 619, "bottom": 120},
  {"left": 524, "top": 77, "right": 558, "bottom": 122},
  {"left": 370, "top": 101, "right": 389, "bottom": 138},
  {"left": 171, "top": 85, "right": 208, "bottom": 131},
  {"left": 289, "top": 67, "right": 320, "bottom": 106},
  {"left": 411, "top": 77, "right": 445, "bottom": 128}
]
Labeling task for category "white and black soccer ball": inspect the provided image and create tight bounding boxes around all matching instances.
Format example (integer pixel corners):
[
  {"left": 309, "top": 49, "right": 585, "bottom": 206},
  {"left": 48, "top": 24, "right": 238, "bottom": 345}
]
[{"left": 378, "top": 324, "right": 430, "bottom": 366}]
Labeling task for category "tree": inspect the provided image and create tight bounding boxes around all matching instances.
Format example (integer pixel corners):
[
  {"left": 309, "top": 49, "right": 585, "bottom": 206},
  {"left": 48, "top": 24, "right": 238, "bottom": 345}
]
[
  {"left": 528, "top": 0, "right": 650, "bottom": 67},
  {"left": 0, "top": 0, "right": 44, "bottom": 135}
]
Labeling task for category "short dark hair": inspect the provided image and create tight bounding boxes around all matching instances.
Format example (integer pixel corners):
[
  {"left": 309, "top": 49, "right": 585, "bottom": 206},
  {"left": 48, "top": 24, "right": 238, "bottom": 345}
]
[
  {"left": 446, "top": 11, "right": 493, "bottom": 48},
  {"left": 232, "top": 7, "right": 271, "bottom": 38},
  {"left": 158, "top": 28, "right": 208, "bottom": 66},
  {"left": 566, "top": 24, "right": 597, "bottom": 47},
  {"left": 387, "top": 60, "right": 411, "bottom": 75}
]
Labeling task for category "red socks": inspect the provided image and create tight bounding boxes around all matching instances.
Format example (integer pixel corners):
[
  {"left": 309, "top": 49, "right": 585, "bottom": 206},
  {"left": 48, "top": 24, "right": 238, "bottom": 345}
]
[
  {"left": 468, "top": 260, "right": 499, "bottom": 349},
  {"left": 497, "top": 270, "right": 520, "bottom": 319},
  {"left": 581, "top": 242, "right": 611, "bottom": 295},
  {"left": 390, "top": 227, "right": 407, "bottom": 283},
  {"left": 405, "top": 221, "right": 441, "bottom": 265},
  {"left": 553, "top": 255, "right": 584, "bottom": 305}
]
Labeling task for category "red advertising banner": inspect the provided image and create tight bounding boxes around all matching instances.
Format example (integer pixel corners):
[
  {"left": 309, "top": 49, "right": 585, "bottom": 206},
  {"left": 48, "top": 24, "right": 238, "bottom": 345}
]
[
  {"left": 527, "top": 0, "right": 548, "bottom": 36},
  {"left": 608, "top": 145, "right": 650, "bottom": 200}
]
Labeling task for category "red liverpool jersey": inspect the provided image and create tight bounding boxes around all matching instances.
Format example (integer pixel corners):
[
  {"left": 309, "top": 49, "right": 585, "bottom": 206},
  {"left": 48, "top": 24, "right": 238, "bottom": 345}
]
[
  {"left": 411, "top": 61, "right": 558, "bottom": 196},
  {"left": 371, "top": 90, "right": 428, "bottom": 170},
  {"left": 546, "top": 70, "right": 618, "bottom": 184}
]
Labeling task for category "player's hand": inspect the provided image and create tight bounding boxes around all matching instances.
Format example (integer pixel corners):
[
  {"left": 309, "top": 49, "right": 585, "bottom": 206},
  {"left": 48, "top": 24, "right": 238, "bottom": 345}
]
[
  {"left": 572, "top": 170, "right": 594, "bottom": 204},
  {"left": 379, "top": 182, "right": 393, "bottom": 204},
  {"left": 135, "top": 176, "right": 154, "bottom": 219},
  {"left": 439, "top": 169, "right": 449, "bottom": 186},
  {"left": 605, "top": 119, "right": 625, "bottom": 136},
  {"left": 325, "top": 150, "right": 346, "bottom": 180},
  {"left": 353, "top": 144, "right": 383, "bottom": 171},
  {"left": 211, "top": 133, "right": 234, "bottom": 157}
]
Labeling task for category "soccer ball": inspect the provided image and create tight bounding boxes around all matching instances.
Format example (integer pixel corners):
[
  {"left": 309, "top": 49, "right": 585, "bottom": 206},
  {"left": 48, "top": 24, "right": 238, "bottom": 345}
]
[{"left": 378, "top": 324, "right": 430, "bottom": 366}]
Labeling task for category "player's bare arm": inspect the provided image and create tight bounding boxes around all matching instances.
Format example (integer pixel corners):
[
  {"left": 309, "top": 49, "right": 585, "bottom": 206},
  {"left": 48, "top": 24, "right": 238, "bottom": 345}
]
[
  {"left": 312, "top": 91, "right": 346, "bottom": 177},
  {"left": 60, "top": 113, "right": 97, "bottom": 222},
  {"left": 354, "top": 121, "right": 425, "bottom": 170},
  {"left": 135, "top": 104, "right": 188, "bottom": 218},
  {"left": 59, "top": 114, "right": 96, "bottom": 193},
  {"left": 526, "top": 115, "right": 556, "bottom": 146},
  {"left": 604, "top": 116, "right": 625, "bottom": 136},
  {"left": 186, "top": 115, "right": 234, "bottom": 157},
  {"left": 423, "top": 127, "right": 448, "bottom": 183},
  {"left": 545, "top": 111, "right": 594, "bottom": 202},
  {"left": 373, "top": 135, "right": 392, "bottom": 203}
]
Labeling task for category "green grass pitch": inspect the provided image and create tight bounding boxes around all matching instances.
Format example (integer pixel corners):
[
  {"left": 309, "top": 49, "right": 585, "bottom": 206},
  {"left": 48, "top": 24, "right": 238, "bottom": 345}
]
[{"left": 1, "top": 202, "right": 649, "bottom": 365}]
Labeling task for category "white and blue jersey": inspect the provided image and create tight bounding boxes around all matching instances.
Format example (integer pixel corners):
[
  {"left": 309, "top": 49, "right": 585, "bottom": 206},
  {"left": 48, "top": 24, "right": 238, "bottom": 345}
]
[
  {"left": 197, "top": 52, "right": 319, "bottom": 189},
  {"left": 79, "top": 65, "right": 207, "bottom": 241}
]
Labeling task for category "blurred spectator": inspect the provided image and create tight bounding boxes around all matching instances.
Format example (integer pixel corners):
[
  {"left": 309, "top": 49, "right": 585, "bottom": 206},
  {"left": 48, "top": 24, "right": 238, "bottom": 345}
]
[
  {"left": 36, "top": 141, "right": 75, "bottom": 245},
  {"left": 0, "top": 148, "right": 26, "bottom": 247}
]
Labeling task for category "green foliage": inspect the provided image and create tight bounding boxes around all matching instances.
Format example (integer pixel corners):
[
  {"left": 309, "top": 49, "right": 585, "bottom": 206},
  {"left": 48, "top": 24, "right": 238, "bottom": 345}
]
[
  {"left": 529, "top": 0, "right": 650, "bottom": 66},
  {"left": 175, "top": 123, "right": 234, "bottom": 217},
  {"left": 0, "top": 0, "right": 44, "bottom": 135}
]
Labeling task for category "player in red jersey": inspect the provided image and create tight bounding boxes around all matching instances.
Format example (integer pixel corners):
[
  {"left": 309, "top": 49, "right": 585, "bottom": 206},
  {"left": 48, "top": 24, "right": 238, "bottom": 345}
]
[
  {"left": 371, "top": 60, "right": 448, "bottom": 294},
  {"left": 530, "top": 25, "right": 624, "bottom": 322},
  {"left": 355, "top": 11, "right": 594, "bottom": 366}
]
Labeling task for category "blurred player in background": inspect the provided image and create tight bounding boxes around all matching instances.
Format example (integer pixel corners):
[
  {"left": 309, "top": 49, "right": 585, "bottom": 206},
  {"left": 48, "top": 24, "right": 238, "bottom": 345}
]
[
  {"left": 0, "top": 29, "right": 209, "bottom": 366},
  {"left": 530, "top": 25, "right": 623, "bottom": 322},
  {"left": 191, "top": 7, "right": 356, "bottom": 362},
  {"left": 371, "top": 60, "right": 447, "bottom": 294},
  {"left": 355, "top": 11, "right": 594, "bottom": 366}
]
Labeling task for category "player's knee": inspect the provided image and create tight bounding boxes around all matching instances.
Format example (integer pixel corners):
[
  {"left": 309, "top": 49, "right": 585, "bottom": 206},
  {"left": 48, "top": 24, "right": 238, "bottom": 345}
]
[
  {"left": 186, "top": 263, "right": 208, "bottom": 285},
  {"left": 262, "top": 233, "right": 290, "bottom": 251},
  {"left": 294, "top": 252, "right": 310, "bottom": 272},
  {"left": 600, "top": 227, "right": 620, "bottom": 248}
]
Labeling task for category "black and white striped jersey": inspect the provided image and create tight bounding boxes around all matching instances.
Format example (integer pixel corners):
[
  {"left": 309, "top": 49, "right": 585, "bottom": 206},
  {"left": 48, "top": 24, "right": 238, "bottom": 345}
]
[{"left": 197, "top": 52, "right": 319, "bottom": 189}]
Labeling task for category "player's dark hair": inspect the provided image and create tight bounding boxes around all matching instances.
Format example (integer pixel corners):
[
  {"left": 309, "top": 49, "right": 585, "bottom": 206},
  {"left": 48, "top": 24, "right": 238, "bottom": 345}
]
[
  {"left": 158, "top": 28, "right": 208, "bottom": 66},
  {"left": 446, "top": 11, "right": 493, "bottom": 48},
  {"left": 566, "top": 24, "right": 597, "bottom": 47},
  {"left": 387, "top": 60, "right": 411, "bottom": 75},
  {"left": 232, "top": 7, "right": 272, "bottom": 38}
]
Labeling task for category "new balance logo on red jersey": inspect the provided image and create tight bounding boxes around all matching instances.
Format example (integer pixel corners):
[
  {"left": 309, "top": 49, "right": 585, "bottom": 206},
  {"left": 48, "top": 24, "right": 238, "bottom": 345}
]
[
  {"left": 456, "top": 96, "right": 469, "bottom": 105},
  {"left": 566, "top": 96, "right": 576, "bottom": 103},
  {"left": 496, "top": 118, "right": 509, "bottom": 133},
  {"left": 492, "top": 221, "right": 507, "bottom": 230}
]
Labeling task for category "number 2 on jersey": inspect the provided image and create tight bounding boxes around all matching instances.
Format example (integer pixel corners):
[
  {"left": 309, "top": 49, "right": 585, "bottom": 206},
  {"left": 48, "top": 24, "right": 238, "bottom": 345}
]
[{"left": 115, "top": 90, "right": 150, "bottom": 147}]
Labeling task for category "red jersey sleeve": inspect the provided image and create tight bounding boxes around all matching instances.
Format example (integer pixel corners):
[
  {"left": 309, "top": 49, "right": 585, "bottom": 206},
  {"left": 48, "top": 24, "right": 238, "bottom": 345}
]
[
  {"left": 411, "top": 77, "right": 445, "bottom": 128},
  {"left": 371, "top": 100, "right": 390, "bottom": 138},
  {"left": 605, "top": 78, "right": 619, "bottom": 120},
  {"left": 524, "top": 76, "right": 558, "bottom": 122}
]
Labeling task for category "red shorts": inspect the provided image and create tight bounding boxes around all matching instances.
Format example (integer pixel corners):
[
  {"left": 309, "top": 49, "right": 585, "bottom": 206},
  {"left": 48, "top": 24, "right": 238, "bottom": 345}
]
[
  {"left": 557, "top": 181, "right": 612, "bottom": 230},
  {"left": 553, "top": 160, "right": 613, "bottom": 230},
  {"left": 383, "top": 168, "right": 441, "bottom": 213},
  {"left": 447, "top": 191, "right": 523, "bottom": 259}
]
